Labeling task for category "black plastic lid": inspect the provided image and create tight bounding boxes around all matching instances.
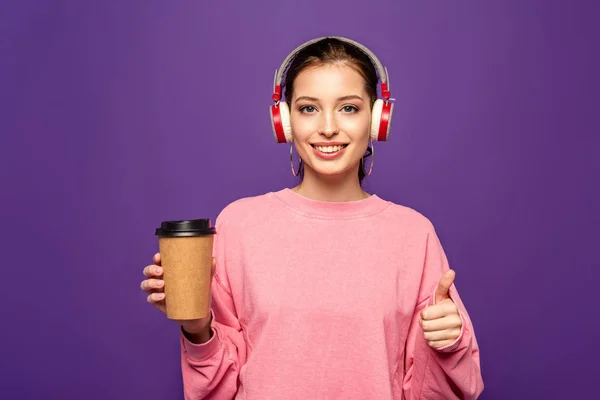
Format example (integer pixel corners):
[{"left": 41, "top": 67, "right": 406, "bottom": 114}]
[{"left": 155, "top": 219, "right": 216, "bottom": 237}]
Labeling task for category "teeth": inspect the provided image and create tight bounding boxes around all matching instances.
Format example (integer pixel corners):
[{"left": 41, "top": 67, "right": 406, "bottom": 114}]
[{"left": 315, "top": 145, "right": 344, "bottom": 153}]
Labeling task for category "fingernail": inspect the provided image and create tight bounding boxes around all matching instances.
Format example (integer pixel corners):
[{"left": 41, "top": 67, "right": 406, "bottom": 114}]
[
  {"left": 154, "top": 267, "right": 161, "bottom": 274},
  {"left": 155, "top": 280, "right": 163, "bottom": 287}
]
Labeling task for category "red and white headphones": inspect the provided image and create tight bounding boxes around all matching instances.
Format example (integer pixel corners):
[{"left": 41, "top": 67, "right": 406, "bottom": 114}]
[{"left": 269, "top": 36, "right": 394, "bottom": 144}]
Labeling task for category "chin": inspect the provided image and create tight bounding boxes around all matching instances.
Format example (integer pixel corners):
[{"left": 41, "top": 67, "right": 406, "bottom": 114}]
[{"left": 306, "top": 162, "right": 358, "bottom": 179}]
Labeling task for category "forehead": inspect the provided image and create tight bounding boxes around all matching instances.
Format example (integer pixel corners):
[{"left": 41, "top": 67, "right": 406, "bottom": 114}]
[{"left": 292, "top": 63, "right": 367, "bottom": 99}]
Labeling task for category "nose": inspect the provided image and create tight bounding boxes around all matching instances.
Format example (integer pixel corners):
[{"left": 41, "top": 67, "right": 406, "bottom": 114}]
[{"left": 319, "top": 113, "right": 339, "bottom": 137}]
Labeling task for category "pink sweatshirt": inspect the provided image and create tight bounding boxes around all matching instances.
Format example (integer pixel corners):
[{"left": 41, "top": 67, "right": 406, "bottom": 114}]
[{"left": 179, "top": 188, "right": 484, "bottom": 399}]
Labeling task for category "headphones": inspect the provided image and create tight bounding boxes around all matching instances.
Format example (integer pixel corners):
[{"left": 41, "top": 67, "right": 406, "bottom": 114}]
[{"left": 269, "top": 36, "right": 394, "bottom": 144}]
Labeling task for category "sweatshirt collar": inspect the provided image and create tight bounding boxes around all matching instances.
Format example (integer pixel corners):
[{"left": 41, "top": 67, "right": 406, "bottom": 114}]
[{"left": 271, "top": 188, "right": 391, "bottom": 219}]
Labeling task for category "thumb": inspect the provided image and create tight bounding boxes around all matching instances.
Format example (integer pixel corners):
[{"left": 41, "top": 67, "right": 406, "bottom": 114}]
[{"left": 434, "top": 269, "right": 455, "bottom": 304}]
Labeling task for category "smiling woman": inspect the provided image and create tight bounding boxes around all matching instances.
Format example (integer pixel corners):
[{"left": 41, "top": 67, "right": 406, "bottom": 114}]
[
  {"left": 289, "top": 63, "right": 372, "bottom": 188},
  {"left": 283, "top": 38, "right": 380, "bottom": 191},
  {"left": 141, "top": 36, "right": 484, "bottom": 400}
]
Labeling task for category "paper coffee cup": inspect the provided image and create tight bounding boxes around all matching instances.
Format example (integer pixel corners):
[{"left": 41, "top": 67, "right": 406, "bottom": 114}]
[{"left": 155, "top": 219, "right": 216, "bottom": 320}]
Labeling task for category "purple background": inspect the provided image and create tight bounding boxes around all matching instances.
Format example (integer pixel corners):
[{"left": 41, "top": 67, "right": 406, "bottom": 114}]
[{"left": 2, "top": 1, "right": 598, "bottom": 399}]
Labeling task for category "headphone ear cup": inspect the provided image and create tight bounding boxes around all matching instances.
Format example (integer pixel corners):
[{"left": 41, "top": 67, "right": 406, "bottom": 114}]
[
  {"left": 278, "top": 102, "right": 293, "bottom": 143},
  {"left": 270, "top": 102, "right": 293, "bottom": 143},
  {"left": 370, "top": 99, "right": 383, "bottom": 141},
  {"left": 370, "top": 99, "right": 394, "bottom": 141}
]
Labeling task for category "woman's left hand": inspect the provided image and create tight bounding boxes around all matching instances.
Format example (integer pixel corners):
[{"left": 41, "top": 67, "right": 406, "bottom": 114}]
[{"left": 419, "top": 270, "right": 463, "bottom": 350}]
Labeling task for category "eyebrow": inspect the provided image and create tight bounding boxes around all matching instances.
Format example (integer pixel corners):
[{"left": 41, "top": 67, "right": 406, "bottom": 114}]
[{"left": 294, "top": 95, "right": 364, "bottom": 102}]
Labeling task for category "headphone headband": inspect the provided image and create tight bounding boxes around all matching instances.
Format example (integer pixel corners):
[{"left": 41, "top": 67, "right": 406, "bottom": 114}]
[{"left": 272, "top": 36, "right": 391, "bottom": 103}]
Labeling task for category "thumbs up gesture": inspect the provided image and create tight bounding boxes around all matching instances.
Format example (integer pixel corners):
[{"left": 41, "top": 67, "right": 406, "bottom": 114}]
[{"left": 419, "top": 270, "right": 463, "bottom": 350}]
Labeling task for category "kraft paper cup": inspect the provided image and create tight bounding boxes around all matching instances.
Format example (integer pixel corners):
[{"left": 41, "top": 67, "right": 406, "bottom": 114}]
[{"left": 155, "top": 219, "right": 216, "bottom": 320}]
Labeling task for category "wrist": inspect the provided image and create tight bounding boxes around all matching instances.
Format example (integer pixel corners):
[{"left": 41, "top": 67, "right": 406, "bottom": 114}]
[
  {"left": 183, "top": 325, "right": 213, "bottom": 344},
  {"left": 181, "top": 315, "right": 213, "bottom": 344}
]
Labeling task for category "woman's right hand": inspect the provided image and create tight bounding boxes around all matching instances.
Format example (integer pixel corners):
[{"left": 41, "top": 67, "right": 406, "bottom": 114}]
[{"left": 141, "top": 252, "right": 215, "bottom": 343}]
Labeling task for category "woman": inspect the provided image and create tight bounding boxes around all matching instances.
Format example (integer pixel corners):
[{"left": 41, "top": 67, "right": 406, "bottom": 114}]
[{"left": 141, "top": 36, "right": 484, "bottom": 399}]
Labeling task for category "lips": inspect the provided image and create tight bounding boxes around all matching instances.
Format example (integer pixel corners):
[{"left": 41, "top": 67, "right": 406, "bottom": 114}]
[
  {"left": 310, "top": 143, "right": 349, "bottom": 159},
  {"left": 311, "top": 144, "right": 348, "bottom": 153}
]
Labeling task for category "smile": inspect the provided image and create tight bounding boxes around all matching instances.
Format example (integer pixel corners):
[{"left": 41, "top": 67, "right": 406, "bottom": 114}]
[
  {"left": 311, "top": 144, "right": 348, "bottom": 153},
  {"left": 310, "top": 144, "right": 349, "bottom": 159}
]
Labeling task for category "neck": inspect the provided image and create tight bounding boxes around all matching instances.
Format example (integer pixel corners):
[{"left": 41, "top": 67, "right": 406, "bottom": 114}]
[{"left": 292, "top": 165, "right": 369, "bottom": 202}]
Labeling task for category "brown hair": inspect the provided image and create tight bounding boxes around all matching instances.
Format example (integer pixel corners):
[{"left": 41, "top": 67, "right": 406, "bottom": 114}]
[{"left": 282, "top": 38, "right": 378, "bottom": 183}]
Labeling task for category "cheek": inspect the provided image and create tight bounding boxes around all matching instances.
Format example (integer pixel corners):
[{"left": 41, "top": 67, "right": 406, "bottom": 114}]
[
  {"left": 290, "top": 115, "right": 316, "bottom": 140},
  {"left": 338, "top": 114, "right": 371, "bottom": 141},
  {"left": 340, "top": 116, "right": 370, "bottom": 132}
]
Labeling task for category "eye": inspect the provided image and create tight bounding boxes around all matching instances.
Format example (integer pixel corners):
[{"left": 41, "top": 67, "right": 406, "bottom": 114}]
[
  {"left": 299, "top": 105, "right": 316, "bottom": 114},
  {"left": 341, "top": 105, "right": 359, "bottom": 113}
]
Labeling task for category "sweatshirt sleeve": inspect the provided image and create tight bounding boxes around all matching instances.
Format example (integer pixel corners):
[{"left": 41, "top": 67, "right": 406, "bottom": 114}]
[
  {"left": 402, "top": 223, "right": 484, "bottom": 399},
  {"left": 179, "top": 215, "right": 247, "bottom": 400}
]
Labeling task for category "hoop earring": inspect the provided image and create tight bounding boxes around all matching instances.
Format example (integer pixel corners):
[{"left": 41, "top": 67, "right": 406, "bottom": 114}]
[
  {"left": 289, "top": 142, "right": 302, "bottom": 177},
  {"left": 361, "top": 139, "right": 375, "bottom": 177}
]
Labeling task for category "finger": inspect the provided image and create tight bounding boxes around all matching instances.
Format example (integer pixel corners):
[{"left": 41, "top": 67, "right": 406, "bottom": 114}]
[
  {"left": 427, "top": 339, "right": 455, "bottom": 349},
  {"left": 147, "top": 292, "right": 165, "bottom": 303},
  {"left": 434, "top": 269, "right": 456, "bottom": 304},
  {"left": 143, "top": 264, "right": 163, "bottom": 278},
  {"left": 420, "top": 314, "right": 462, "bottom": 332},
  {"left": 423, "top": 327, "right": 462, "bottom": 342},
  {"left": 140, "top": 278, "right": 164, "bottom": 292},
  {"left": 153, "top": 252, "right": 161, "bottom": 266},
  {"left": 420, "top": 300, "right": 458, "bottom": 320}
]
